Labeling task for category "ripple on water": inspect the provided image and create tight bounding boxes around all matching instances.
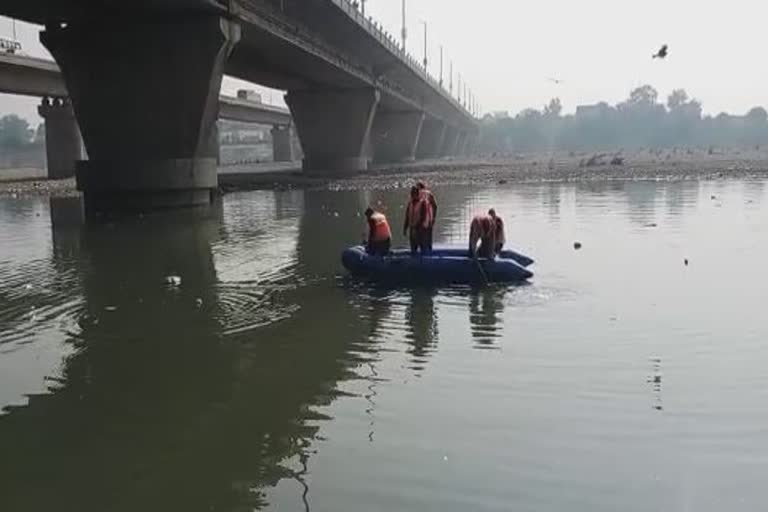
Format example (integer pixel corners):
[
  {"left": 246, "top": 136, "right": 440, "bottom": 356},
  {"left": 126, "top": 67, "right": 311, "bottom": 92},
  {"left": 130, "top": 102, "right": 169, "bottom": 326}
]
[{"left": 0, "top": 259, "right": 83, "bottom": 350}]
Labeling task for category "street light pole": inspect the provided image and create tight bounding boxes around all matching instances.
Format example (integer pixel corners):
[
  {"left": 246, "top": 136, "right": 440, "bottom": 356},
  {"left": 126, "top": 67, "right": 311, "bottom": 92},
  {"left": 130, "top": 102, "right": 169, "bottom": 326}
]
[
  {"left": 419, "top": 21, "right": 428, "bottom": 70},
  {"left": 401, "top": 0, "right": 407, "bottom": 50},
  {"left": 439, "top": 46, "right": 443, "bottom": 87},
  {"left": 449, "top": 60, "right": 453, "bottom": 93},
  {"left": 361, "top": 0, "right": 366, "bottom": 16}
]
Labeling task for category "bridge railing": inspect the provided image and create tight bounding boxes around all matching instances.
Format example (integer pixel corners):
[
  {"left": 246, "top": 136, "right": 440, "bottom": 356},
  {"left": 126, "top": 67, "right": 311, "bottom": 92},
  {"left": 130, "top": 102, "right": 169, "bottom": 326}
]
[{"left": 331, "top": 0, "right": 473, "bottom": 121}]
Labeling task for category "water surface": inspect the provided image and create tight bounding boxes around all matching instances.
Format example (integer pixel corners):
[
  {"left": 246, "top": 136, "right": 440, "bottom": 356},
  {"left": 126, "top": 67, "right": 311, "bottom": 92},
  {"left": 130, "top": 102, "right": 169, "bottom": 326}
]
[{"left": 1, "top": 179, "right": 767, "bottom": 511}]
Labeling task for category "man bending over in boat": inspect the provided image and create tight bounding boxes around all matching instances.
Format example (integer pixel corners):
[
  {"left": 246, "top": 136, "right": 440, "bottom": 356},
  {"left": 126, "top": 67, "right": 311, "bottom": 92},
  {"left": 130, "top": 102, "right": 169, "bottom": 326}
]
[
  {"left": 469, "top": 212, "right": 497, "bottom": 259},
  {"left": 416, "top": 181, "right": 438, "bottom": 251},
  {"left": 489, "top": 208, "right": 505, "bottom": 255},
  {"left": 365, "top": 207, "right": 392, "bottom": 256},
  {"left": 403, "top": 186, "right": 434, "bottom": 256}
]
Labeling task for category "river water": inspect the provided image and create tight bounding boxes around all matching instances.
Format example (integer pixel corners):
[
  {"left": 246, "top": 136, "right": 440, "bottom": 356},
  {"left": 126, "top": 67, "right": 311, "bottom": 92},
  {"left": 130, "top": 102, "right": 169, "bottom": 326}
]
[{"left": 1, "top": 178, "right": 767, "bottom": 511}]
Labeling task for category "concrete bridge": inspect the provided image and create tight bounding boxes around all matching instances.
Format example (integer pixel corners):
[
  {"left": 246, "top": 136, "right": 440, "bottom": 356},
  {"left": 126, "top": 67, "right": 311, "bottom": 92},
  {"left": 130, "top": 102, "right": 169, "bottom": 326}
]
[
  {"left": 1, "top": 1, "right": 479, "bottom": 212},
  {"left": 0, "top": 52, "right": 296, "bottom": 178}
]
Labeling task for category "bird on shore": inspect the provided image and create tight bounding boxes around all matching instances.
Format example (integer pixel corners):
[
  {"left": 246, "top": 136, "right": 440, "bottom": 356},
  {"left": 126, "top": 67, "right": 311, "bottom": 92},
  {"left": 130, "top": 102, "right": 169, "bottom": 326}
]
[{"left": 652, "top": 44, "right": 668, "bottom": 59}]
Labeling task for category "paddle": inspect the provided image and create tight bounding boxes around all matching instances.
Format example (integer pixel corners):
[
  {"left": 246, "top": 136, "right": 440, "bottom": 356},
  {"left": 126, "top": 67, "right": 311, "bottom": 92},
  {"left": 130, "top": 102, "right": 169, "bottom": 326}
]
[{"left": 474, "top": 255, "right": 490, "bottom": 286}]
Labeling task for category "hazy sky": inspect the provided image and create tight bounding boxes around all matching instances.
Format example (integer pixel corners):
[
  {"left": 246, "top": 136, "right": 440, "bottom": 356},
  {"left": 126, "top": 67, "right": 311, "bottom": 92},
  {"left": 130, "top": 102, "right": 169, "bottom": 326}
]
[{"left": 2, "top": 0, "right": 767, "bottom": 124}]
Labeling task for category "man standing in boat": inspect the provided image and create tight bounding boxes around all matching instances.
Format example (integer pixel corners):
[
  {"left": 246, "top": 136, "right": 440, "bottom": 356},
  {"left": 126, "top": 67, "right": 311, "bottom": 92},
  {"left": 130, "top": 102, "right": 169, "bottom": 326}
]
[
  {"left": 403, "top": 186, "right": 434, "bottom": 256},
  {"left": 365, "top": 207, "right": 392, "bottom": 256},
  {"left": 469, "top": 212, "right": 497, "bottom": 259},
  {"left": 416, "top": 181, "right": 438, "bottom": 251},
  {"left": 489, "top": 208, "right": 505, "bottom": 255}
]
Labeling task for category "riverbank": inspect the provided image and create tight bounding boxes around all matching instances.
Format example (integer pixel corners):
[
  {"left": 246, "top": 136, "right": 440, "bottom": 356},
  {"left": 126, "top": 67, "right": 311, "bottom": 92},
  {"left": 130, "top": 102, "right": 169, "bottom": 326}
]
[{"left": 4, "top": 153, "right": 768, "bottom": 199}]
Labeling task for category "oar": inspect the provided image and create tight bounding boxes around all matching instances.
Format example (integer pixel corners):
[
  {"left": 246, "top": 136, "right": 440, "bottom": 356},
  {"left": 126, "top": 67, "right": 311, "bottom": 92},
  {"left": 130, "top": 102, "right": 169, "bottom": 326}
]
[{"left": 474, "top": 255, "right": 490, "bottom": 286}]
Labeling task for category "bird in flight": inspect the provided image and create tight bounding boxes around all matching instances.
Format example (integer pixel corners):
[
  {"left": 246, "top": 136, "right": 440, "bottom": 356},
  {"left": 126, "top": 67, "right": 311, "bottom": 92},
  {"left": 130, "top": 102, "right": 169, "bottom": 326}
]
[
  {"left": 546, "top": 77, "right": 564, "bottom": 85},
  {"left": 652, "top": 44, "right": 668, "bottom": 59}
]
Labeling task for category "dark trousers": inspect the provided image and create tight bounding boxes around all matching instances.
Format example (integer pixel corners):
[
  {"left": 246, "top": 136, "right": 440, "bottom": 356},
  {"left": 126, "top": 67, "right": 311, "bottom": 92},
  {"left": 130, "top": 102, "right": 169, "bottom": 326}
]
[
  {"left": 470, "top": 238, "right": 495, "bottom": 258},
  {"left": 367, "top": 238, "right": 391, "bottom": 256},
  {"left": 425, "top": 226, "right": 434, "bottom": 252},
  {"left": 409, "top": 229, "right": 429, "bottom": 256}
]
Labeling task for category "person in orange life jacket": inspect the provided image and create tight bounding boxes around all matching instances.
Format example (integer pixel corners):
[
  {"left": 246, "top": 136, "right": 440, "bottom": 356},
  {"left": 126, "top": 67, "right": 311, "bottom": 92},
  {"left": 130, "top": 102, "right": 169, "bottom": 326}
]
[
  {"left": 403, "top": 186, "right": 434, "bottom": 255},
  {"left": 488, "top": 208, "right": 506, "bottom": 255},
  {"left": 468, "top": 212, "right": 497, "bottom": 259},
  {"left": 365, "top": 207, "right": 392, "bottom": 256},
  {"left": 416, "top": 181, "right": 438, "bottom": 251}
]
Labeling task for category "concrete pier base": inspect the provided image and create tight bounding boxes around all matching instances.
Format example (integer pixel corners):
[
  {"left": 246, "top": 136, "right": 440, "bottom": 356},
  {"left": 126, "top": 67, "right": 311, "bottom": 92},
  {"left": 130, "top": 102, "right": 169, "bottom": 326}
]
[
  {"left": 416, "top": 118, "right": 447, "bottom": 159},
  {"left": 371, "top": 111, "right": 425, "bottom": 163},
  {"left": 286, "top": 88, "right": 380, "bottom": 175},
  {"left": 38, "top": 97, "right": 83, "bottom": 179},
  {"left": 41, "top": 16, "right": 240, "bottom": 213},
  {"left": 271, "top": 125, "right": 294, "bottom": 162}
]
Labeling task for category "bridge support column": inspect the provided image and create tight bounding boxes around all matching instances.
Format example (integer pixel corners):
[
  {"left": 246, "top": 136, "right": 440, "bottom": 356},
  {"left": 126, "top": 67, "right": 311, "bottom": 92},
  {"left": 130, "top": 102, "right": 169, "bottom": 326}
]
[
  {"left": 41, "top": 17, "right": 240, "bottom": 213},
  {"left": 271, "top": 125, "right": 294, "bottom": 162},
  {"left": 371, "top": 111, "right": 425, "bottom": 163},
  {"left": 416, "top": 118, "right": 447, "bottom": 159},
  {"left": 456, "top": 131, "right": 468, "bottom": 157},
  {"left": 441, "top": 126, "right": 459, "bottom": 156},
  {"left": 286, "top": 88, "right": 380, "bottom": 174},
  {"left": 38, "top": 97, "right": 83, "bottom": 179}
]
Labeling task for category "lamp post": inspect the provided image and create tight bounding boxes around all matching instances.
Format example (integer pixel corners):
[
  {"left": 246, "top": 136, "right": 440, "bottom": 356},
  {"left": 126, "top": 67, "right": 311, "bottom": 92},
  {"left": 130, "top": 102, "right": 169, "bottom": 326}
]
[
  {"left": 439, "top": 46, "right": 443, "bottom": 87},
  {"left": 419, "top": 20, "right": 428, "bottom": 70},
  {"left": 401, "top": 0, "right": 407, "bottom": 50},
  {"left": 361, "top": 0, "right": 366, "bottom": 16}
]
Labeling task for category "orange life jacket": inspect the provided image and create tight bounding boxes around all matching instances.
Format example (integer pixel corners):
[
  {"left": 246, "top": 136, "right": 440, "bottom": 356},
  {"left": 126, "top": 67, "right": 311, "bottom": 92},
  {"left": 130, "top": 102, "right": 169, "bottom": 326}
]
[
  {"left": 369, "top": 212, "right": 392, "bottom": 241},
  {"left": 407, "top": 193, "right": 434, "bottom": 230}
]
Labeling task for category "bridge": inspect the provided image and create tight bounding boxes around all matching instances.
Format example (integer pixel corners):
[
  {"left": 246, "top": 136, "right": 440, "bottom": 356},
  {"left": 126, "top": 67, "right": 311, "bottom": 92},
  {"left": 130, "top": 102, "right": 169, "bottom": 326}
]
[
  {"left": 0, "top": 52, "right": 296, "bottom": 177},
  {"left": 1, "top": 1, "right": 479, "bottom": 212}
]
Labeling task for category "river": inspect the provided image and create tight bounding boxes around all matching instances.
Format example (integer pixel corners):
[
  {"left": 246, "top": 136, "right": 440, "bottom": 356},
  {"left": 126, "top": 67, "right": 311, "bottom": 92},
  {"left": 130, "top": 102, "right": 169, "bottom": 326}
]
[{"left": 1, "top": 178, "right": 766, "bottom": 511}]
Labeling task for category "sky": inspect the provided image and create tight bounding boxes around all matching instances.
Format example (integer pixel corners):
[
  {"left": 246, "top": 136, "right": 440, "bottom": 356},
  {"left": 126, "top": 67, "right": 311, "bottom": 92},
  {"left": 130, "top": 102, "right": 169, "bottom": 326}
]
[{"left": 2, "top": 0, "right": 767, "bottom": 124}]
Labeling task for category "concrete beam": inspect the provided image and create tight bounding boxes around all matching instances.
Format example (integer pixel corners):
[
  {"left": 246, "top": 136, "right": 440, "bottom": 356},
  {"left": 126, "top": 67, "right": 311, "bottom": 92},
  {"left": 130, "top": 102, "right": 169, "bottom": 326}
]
[
  {"left": 286, "top": 88, "right": 380, "bottom": 174},
  {"left": 41, "top": 16, "right": 241, "bottom": 213},
  {"left": 416, "top": 118, "right": 447, "bottom": 159},
  {"left": 371, "top": 111, "right": 425, "bottom": 163},
  {"left": 0, "top": 53, "right": 66, "bottom": 97},
  {"left": 38, "top": 97, "right": 83, "bottom": 179},
  {"left": 271, "top": 125, "right": 294, "bottom": 162}
]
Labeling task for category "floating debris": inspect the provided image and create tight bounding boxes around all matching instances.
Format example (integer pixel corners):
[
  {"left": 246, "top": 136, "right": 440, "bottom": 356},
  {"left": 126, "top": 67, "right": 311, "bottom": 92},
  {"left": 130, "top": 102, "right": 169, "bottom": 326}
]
[
  {"left": 104, "top": 306, "right": 117, "bottom": 312},
  {"left": 574, "top": 241, "right": 582, "bottom": 250},
  {"left": 195, "top": 298, "right": 204, "bottom": 309},
  {"left": 684, "top": 258, "right": 689, "bottom": 266}
]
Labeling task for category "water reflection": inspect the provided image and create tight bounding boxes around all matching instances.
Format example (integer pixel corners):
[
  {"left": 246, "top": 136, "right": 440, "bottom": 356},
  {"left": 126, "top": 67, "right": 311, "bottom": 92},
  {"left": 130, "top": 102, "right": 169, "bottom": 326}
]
[
  {"left": 468, "top": 287, "right": 506, "bottom": 348},
  {"left": 404, "top": 287, "right": 439, "bottom": 372},
  {"left": 0, "top": 193, "right": 376, "bottom": 512}
]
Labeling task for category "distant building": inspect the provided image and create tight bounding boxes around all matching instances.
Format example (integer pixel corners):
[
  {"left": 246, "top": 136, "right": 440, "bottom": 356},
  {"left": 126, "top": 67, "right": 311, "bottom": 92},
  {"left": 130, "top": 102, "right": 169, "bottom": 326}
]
[
  {"left": 237, "top": 90, "right": 263, "bottom": 103},
  {"left": 576, "top": 102, "right": 611, "bottom": 121}
]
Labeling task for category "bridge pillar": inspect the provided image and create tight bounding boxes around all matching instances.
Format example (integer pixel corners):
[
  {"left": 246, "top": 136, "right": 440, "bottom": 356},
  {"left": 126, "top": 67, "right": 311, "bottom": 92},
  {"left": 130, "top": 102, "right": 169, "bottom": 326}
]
[
  {"left": 416, "top": 118, "right": 447, "bottom": 159},
  {"left": 286, "top": 88, "right": 380, "bottom": 174},
  {"left": 371, "top": 111, "right": 425, "bottom": 163},
  {"left": 41, "top": 17, "right": 240, "bottom": 213},
  {"left": 456, "top": 131, "right": 468, "bottom": 157},
  {"left": 441, "top": 126, "right": 460, "bottom": 157},
  {"left": 271, "top": 125, "right": 294, "bottom": 162},
  {"left": 38, "top": 97, "right": 84, "bottom": 179}
]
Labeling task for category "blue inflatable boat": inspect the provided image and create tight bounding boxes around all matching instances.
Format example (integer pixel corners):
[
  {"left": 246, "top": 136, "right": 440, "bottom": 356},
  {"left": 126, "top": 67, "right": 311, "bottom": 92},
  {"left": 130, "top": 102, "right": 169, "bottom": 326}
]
[{"left": 341, "top": 246, "right": 534, "bottom": 285}]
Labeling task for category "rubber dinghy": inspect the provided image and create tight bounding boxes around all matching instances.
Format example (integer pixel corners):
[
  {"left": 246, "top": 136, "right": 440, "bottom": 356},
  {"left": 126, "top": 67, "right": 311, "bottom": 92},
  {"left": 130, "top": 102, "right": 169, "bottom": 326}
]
[{"left": 341, "top": 246, "right": 534, "bottom": 285}]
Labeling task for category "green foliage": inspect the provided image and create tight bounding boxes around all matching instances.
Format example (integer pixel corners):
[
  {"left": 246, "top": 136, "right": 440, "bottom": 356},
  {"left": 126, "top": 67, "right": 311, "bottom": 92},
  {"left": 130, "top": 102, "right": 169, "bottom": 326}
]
[
  {"left": 479, "top": 86, "right": 768, "bottom": 153},
  {"left": 0, "top": 115, "right": 34, "bottom": 148}
]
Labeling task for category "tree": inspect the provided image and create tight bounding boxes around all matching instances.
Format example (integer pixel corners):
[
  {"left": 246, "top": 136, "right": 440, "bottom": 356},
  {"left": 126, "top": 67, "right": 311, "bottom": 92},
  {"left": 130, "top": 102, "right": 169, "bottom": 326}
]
[
  {"left": 0, "top": 115, "right": 34, "bottom": 148},
  {"left": 625, "top": 85, "right": 659, "bottom": 108},
  {"left": 746, "top": 107, "right": 768, "bottom": 124},
  {"left": 667, "top": 89, "right": 689, "bottom": 111},
  {"left": 543, "top": 98, "right": 563, "bottom": 118}
]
